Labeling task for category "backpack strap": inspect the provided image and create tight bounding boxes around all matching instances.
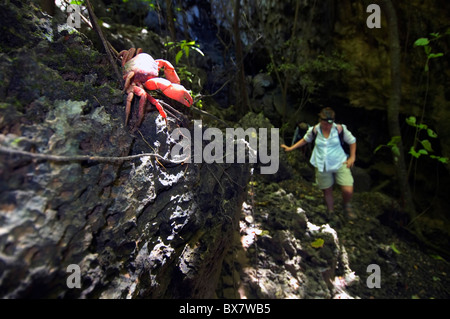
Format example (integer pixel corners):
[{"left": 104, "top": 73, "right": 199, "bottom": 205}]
[
  {"left": 336, "top": 124, "right": 345, "bottom": 146},
  {"left": 312, "top": 124, "right": 342, "bottom": 140},
  {"left": 312, "top": 124, "right": 319, "bottom": 139},
  {"left": 312, "top": 123, "right": 346, "bottom": 150}
]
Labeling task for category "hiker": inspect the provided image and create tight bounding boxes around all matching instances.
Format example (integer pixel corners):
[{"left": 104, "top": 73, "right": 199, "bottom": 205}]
[{"left": 281, "top": 107, "right": 357, "bottom": 219}]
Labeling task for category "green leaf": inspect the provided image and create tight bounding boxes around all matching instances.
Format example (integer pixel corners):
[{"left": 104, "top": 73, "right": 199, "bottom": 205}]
[
  {"left": 430, "top": 254, "right": 446, "bottom": 262},
  {"left": 175, "top": 51, "right": 183, "bottom": 64},
  {"left": 414, "top": 38, "right": 430, "bottom": 47},
  {"left": 418, "top": 149, "right": 428, "bottom": 155},
  {"left": 431, "top": 155, "right": 450, "bottom": 164},
  {"left": 427, "top": 128, "right": 438, "bottom": 138},
  {"left": 390, "top": 243, "right": 401, "bottom": 254},
  {"left": 311, "top": 238, "right": 324, "bottom": 249},
  {"left": 374, "top": 145, "right": 384, "bottom": 154},
  {"left": 406, "top": 116, "right": 417, "bottom": 127},
  {"left": 391, "top": 146, "right": 400, "bottom": 158},
  {"left": 389, "top": 136, "right": 401, "bottom": 145},
  {"left": 409, "top": 147, "right": 420, "bottom": 158},
  {"left": 387, "top": 137, "right": 400, "bottom": 149},
  {"left": 420, "top": 140, "right": 434, "bottom": 152},
  {"left": 260, "top": 230, "right": 270, "bottom": 236},
  {"left": 418, "top": 123, "right": 428, "bottom": 130},
  {"left": 429, "top": 53, "right": 444, "bottom": 59}
]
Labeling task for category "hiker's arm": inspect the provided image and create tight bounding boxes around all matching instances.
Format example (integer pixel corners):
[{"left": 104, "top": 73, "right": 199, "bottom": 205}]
[
  {"left": 345, "top": 142, "right": 356, "bottom": 168},
  {"left": 281, "top": 138, "right": 308, "bottom": 152}
]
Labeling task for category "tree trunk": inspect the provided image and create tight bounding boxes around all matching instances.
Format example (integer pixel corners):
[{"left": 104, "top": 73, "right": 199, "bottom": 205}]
[
  {"left": 382, "top": 0, "right": 420, "bottom": 235},
  {"left": 165, "top": 0, "right": 176, "bottom": 41},
  {"left": 233, "top": 0, "right": 251, "bottom": 116}
]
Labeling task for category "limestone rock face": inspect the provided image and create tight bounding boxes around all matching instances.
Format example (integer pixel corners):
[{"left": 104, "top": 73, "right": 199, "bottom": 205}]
[
  {"left": 0, "top": 98, "right": 252, "bottom": 299},
  {"left": 0, "top": 1, "right": 251, "bottom": 298}
]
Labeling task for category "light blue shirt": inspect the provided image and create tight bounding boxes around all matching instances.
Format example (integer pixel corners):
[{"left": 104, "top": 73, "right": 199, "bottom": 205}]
[{"left": 303, "top": 123, "right": 356, "bottom": 173}]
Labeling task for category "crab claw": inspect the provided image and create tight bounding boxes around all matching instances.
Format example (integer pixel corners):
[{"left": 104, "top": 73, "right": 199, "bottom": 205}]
[
  {"left": 155, "top": 59, "right": 181, "bottom": 84},
  {"left": 144, "top": 78, "right": 193, "bottom": 107}
]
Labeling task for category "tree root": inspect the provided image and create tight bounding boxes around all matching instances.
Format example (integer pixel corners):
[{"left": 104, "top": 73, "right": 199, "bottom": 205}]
[{"left": 0, "top": 146, "right": 188, "bottom": 165}]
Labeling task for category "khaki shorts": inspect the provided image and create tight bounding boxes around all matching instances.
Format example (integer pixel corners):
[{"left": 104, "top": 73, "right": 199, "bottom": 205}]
[{"left": 315, "top": 165, "right": 354, "bottom": 189}]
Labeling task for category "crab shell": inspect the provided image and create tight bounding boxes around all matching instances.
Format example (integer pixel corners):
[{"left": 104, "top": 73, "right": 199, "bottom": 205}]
[{"left": 123, "top": 53, "right": 159, "bottom": 83}]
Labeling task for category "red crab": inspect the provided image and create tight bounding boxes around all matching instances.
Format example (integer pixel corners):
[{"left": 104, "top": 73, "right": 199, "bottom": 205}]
[{"left": 118, "top": 48, "right": 193, "bottom": 126}]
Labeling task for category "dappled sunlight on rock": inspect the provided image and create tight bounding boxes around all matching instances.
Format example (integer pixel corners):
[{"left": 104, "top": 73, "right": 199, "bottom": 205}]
[{"left": 219, "top": 179, "right": 360, "bottom": 299}]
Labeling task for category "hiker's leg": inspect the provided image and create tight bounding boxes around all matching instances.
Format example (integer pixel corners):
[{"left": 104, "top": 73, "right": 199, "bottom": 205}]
[
  {"left": 336, "top": 165, "right": 354, "bottom": 206},
  {"left": 316, "top": 168, "right": 335, "bottom": 212},
  {"left": 323, "top": 187, "right": 334, "bottom": 212},
  {"left": 341, "top": 185, "right": 353, "bottom": 207}
]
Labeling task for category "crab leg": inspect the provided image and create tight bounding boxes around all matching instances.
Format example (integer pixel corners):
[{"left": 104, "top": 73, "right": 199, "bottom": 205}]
[
  {"left": 123, "top": 71, "right": 135, "bottom": 92},
  {"left": 118, "top": 48, "right": 143, "bottom": 67},
  {"left": 124, "top": 85, "right": 158, "bottom": 126},
  {"left": 146, "top": 95, "right": 168, "bottom": 121},
  {"left": 118, "top": 48, "right": 135, "bottom": 67},
  {"left": 125, "top": 91, "right": 134, "bottom": 125}
]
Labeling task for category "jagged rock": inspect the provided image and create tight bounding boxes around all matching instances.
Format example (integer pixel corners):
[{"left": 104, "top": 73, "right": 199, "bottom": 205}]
[
  {"left": 219, "top": 179, "right": 359, "bottom": 299},
  {"left": 252, "top": 73, "right": 274, "bottom": 99},
  {"left": 0, "top": 98, "right": 252, "bottom": 299}
]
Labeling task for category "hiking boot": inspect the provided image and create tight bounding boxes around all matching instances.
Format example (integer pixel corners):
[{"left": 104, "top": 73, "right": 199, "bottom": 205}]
[
  {"left": 344, "top": 203, "right": 357, "bottom": 220},
  {"left": 324, "top": 208, "right": 335, "bottom": 218}
]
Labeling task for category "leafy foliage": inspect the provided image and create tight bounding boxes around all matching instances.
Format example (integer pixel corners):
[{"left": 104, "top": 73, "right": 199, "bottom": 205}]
[
  {"left": 163, "top": 40, "right": 205, "bottom": 108},
  {"left": 405, "top": 116, "right": 448, "bottom": 164},
  {"left": 374, "top": 117, "right": 448, "bottom": 165},
  {"left": 374, "top": 135, "right": 401, "bottom": 162},
  {"left": 267, "top": 44, "right": 351, "bottom": 98},
  {"left": 165, "top": 40, "right": 204, "bottom": 65},
  {"left": 414, "top": 33, "right": 444, "bottom": 72}
]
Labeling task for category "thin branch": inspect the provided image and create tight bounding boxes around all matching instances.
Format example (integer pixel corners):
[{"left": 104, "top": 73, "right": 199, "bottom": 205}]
[
  {"left": 197, "top": 78, "right": 233, "bottom": 101},
  {"left": 189, "top": 106, "right": 228, "bottom": 126},
  {"left": 85, "top": 0, "right": 122, "bottom": 83},
  {"left": 0, "top": 146, "right": 188, "bottom": 165}
]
